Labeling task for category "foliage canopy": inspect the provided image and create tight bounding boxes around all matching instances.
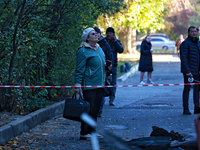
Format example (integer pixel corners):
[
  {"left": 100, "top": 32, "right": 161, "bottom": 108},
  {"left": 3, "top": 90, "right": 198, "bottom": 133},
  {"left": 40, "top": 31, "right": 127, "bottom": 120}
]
[
  {"left": 0, "top": 0, "right": 123, "bottom": 113},
  {"left": 97, "top": 0, "right": 169, "bottom": 34}
]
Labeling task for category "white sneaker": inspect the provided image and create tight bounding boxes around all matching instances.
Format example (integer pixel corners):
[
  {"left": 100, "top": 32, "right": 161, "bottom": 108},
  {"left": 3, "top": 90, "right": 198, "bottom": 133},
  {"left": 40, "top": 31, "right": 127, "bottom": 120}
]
[
  {"left": 96, "top": 133, "right": 103, "bottom": 139},
  {"left": 80, "top": 134, "right": 91, "bottom": 140},
  {"left": 80, "top": 133, "right": 103, "bottom": 140},
  {"left": 139, "top": 81, "right": 146, "bottom": 85},
  {"left": 147, "top": 81, "right": 154, "bottom": 84}
]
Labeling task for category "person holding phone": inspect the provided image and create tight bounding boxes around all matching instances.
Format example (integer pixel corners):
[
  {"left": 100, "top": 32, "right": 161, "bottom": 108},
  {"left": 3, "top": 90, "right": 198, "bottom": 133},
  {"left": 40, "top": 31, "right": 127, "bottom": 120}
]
[{"left": 105, "top": 27, "right": 124, "bottom": 106}]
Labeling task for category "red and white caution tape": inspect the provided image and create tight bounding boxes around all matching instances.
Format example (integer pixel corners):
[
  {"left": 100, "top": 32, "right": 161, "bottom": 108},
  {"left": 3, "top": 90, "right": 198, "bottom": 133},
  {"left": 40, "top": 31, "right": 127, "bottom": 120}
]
[{"left": 0, "top": 83, "right": 200, "bottom": 88}]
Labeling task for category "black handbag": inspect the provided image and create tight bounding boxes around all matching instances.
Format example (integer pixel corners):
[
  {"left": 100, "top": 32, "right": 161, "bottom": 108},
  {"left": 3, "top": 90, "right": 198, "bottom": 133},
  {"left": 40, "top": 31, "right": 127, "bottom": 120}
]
[{"left": 63, "top": 93, "right": 90, "bottom": 122}]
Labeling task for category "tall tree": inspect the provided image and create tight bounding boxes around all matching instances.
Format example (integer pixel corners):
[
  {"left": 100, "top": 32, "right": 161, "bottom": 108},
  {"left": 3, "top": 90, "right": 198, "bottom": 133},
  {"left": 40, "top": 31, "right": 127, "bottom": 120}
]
[
  {"left": 159, "top": 0, "right": 194, "bottom": 40},
  {"left": 97, "top": 0, "right": 169, "bottom": 53}
]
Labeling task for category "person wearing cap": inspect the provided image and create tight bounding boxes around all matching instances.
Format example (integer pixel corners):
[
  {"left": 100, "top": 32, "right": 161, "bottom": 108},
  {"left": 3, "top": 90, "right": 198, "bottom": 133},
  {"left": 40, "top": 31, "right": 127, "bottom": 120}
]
[
  {"left": 106, "top": 27, "right": 124, "bottom": 106},
  {"left": 180, "top": 26, "right": 200, "bottom": 115},
  {"left": 94, "top": 27, "right": 113, "bottom": 117},
  {"left": 74, "top": 27, "right": 105, "bottom": 140}
]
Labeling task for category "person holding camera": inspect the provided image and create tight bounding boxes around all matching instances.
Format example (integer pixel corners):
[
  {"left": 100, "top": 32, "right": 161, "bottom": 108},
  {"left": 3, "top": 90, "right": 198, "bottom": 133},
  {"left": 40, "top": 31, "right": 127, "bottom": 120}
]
[
  {"left": 180, "top": 26, "right": 200, "bottom": 115},
  {"left": 106, "top": 27, "right": 124, "bottom": 106},
  {"left": 94, "top": 27, "right": 113, "bottom": 117},
  {"left": 74, "top": 28, "right": 105, "bottom": 140}
]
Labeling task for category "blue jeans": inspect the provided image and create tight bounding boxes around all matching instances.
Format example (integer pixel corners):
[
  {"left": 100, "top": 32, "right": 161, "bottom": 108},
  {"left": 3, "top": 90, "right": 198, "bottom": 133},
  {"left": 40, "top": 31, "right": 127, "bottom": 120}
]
[{"left": 109, "top": 66, "right": 117, "bottom": 101}]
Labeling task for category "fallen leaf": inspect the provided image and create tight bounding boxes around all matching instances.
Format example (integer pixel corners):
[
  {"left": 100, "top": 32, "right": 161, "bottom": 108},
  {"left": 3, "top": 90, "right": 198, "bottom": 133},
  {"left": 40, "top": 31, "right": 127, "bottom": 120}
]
[
  {"left": 20, "top": 146, "right": 25, "bottom": 149},
  {"left": 7, "top": 141, "right": 13, "bottom": 144}
]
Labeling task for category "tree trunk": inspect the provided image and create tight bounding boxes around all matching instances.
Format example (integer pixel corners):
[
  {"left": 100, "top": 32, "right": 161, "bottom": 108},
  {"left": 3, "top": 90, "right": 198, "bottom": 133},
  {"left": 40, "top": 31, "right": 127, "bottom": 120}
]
[
  {"left": 136, "top": 30, "right": 140, "bottom": 41},
  {"left": 132, "top": 29, "right": 139, "bottom": 54},
  {"left": 127, "top": 27, "right": 132, "bottom": 54},
  {"left": 118, "top": 28, "right": 127, "bottom": 53},
  {"left": 123, "top": 28, "right": 127, "bottom": 54},
  {"left": 6, "top": 0, "right": 26, "bottom": 111},
  {"left": 119, "top": 27, "right": 139, "bottom": 54},
  {"left": 45, "top": 0, "right": 61, "bottom": 100}
]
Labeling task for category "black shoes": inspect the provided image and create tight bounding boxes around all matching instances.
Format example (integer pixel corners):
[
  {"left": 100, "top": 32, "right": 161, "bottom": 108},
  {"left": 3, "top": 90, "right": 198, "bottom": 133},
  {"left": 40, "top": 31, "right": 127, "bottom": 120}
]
[
  {"left": 109, "top": 100, "right": 114, "bottom": 106},
  {"left": 194, "top": 107, "right": 200, "bottom": 114},
  {"left": 97, "top": 111, "right": 102, "bottom": 117},
  {"left": 183, "top": 108, "right": 191, "bottom": 115}
]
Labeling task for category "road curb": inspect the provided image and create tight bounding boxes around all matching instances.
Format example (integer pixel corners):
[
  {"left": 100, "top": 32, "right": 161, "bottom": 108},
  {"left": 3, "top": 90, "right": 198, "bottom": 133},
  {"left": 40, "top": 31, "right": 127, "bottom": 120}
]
[
  {"left": 117, "top": 63, "right": 139, "bottom": 82},
  {"left": 0, "top": 100, "right": 65, "bottom": 144},
  {"left": 0, "top": 63, "right": 139, "bottom": 144}
]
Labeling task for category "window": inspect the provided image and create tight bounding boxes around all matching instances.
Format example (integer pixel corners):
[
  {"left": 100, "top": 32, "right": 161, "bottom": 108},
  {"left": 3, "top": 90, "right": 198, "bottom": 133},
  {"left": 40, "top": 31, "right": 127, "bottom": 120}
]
[
  {"left": 151, "top": 39, "right": 164, "bottom": 42},
  {"left": 150, "top": 35, "right": 169, "bottom": 39}
]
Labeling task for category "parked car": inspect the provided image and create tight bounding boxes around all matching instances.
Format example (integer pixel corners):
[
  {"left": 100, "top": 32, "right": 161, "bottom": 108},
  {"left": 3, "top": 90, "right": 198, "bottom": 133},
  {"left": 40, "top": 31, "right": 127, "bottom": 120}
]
[
  {"left": 135, "top": 37, "right": 175, "bottom": 51},
  {"left": 140, "top": 33, "right": 169, "bottom": 40}
]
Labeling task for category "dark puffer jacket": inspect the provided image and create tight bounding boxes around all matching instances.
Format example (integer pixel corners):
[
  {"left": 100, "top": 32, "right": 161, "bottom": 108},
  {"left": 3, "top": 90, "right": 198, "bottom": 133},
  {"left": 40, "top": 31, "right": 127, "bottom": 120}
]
[
  {"left": 138, "top": 39, "right": 153, "bottom": 72},
  {"left": 180, "top": 35, "right": 200, "bottom": 76},
  {"left": 106, "top": 38, "right": 124, "bottom": 67},
  {"left": 98, "top": 36, "right": 113, "bottom": 62}
]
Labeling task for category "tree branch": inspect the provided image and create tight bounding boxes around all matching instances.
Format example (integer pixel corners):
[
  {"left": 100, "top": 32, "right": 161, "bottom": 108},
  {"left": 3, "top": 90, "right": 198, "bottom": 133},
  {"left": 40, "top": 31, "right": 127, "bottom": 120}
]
[{"left": 8, "top": 0, "right": 26, "bottom": 85}]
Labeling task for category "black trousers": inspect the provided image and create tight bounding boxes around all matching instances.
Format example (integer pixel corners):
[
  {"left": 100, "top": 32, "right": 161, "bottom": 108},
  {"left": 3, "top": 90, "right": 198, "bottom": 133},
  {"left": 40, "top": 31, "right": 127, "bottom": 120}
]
[
  {"left": 182, "top": 74, "right": 199, "bottom": 109},
  {"left": 81, "top": 88, "right": 104, "bottom": 135}
]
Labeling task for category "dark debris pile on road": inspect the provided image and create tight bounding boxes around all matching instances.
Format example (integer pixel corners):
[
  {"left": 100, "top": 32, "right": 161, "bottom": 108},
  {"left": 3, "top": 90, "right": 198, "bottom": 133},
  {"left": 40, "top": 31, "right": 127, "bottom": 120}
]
[{"left": 127, "top": 126, "right": 198, "bottom": 150}]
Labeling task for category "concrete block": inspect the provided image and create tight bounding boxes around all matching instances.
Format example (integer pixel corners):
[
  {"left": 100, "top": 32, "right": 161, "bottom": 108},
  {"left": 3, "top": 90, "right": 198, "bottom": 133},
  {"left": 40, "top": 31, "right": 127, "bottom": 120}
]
[
  {"left": 117, "top": 63, "right": 139, "bottom": 82},
  {"left": 27, "top": 109, "right": 44, "bottom": 127},
  {"left": 0, "top": 125, "right": 13, "bottom": 144},
  {"left": 0, "top": 100, "right": 65, "bottom": 145},
  {"left": 47, "top": 101, "right": 65, "bottom": 118},
  {"left": 9, "top": 115, "right": 33, "bottom": 137},
  {"left": 26, "top": 101, "right": 65, "bottom": 128}
]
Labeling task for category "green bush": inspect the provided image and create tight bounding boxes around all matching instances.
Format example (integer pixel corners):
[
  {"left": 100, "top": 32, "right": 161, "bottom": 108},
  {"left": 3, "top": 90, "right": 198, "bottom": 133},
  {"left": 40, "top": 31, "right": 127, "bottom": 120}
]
[{"left": 0, "top": 0, "right": 123, "bottom": 113}]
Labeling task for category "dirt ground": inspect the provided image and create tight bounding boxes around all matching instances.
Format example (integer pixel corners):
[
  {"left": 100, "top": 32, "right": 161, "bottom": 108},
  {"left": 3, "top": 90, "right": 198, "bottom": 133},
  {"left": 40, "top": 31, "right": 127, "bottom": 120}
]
[{"left": 0, "top": 111, "right": 24, "bottom": 127}]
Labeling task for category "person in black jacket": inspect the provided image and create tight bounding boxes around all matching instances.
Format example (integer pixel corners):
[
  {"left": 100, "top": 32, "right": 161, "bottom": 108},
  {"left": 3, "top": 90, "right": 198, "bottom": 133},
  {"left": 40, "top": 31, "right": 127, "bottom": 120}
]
[
  {"left": 106, "top": 27, "right": 124, "bottom": 106},
  {"left": 94, "top": 27, "right": 113, "bottom": 117},
  {"left": 138, "top": 35, "right": 154, "bottom": 84},
  {"left": 180, "top": 26, "right": 200, "bottom": 115},
  {"left": 94, "top": 27, "right": 113, "bottom": 62}
]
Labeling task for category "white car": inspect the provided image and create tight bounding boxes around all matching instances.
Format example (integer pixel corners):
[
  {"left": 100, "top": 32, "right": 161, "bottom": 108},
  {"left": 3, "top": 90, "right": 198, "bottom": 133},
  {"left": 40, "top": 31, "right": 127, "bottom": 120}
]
[
  {"left": 135, "top": 37, "right": 175, "bottom": 51},
  {"left": 140, "top": 33, "right": 169, "bottom": 40}
]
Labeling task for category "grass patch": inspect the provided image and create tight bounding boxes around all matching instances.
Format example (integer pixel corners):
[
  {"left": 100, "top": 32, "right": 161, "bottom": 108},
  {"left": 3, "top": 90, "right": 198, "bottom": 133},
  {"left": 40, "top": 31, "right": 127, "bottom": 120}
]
[
  {"left": 117, "top": 60, "right": 138, "bottom": 77},
  {"left": 153, "top": 49, "right": 176, "bottom": 53}
]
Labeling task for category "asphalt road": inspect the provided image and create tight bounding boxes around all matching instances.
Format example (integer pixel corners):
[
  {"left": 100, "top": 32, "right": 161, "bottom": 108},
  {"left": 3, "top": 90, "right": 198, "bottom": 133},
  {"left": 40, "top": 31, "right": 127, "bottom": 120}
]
[
  {"left": 4, "top": 54, "right": 199, "bottom": 150},
  {"left": 101, "top": 53, "right": 197, "bottom": 140}
]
